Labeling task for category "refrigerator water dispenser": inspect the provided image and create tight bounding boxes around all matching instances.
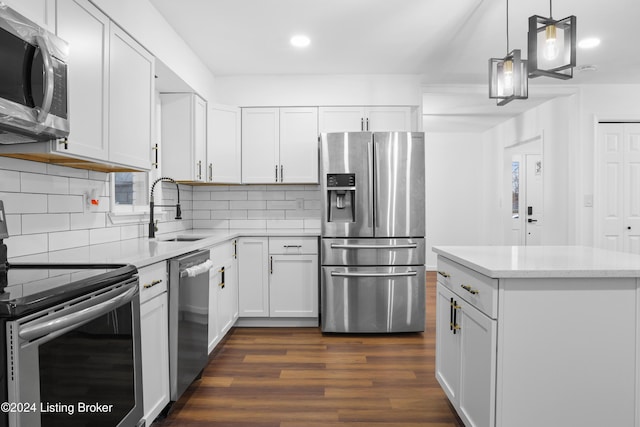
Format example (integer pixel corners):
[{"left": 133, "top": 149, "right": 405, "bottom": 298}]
[{"left": 327, "top": 173, "right": 355, "bottom": 222}]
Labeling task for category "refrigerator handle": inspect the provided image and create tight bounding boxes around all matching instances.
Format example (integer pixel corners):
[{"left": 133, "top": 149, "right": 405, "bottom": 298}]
[
  {"left": 368, "top": 141, "right": 374, "bottom": 229},
  {"left": 331, "top": 271, "right": 418, "bottom": 278},
  {"left": 330, "top": 243, "right": 418, "bottom": 249}
]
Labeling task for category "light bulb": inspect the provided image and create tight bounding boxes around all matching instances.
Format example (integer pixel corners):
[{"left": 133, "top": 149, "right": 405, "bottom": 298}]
[
  {"left": 543, "top": 24, "right": 559, "bottom": 60},
  {"left": 503, "top": 59, "right": 514, "bottom": 92}
]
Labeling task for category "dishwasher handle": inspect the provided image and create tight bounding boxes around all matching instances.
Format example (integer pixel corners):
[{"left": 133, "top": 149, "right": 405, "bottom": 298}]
[{"left": 180, "top": 259, "right": 214, "bottom": 278}]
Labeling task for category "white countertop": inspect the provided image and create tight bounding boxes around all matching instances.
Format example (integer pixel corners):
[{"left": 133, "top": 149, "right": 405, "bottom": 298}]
[
  {"left": 11, "top": 228, "right": 320, "bottom": 268},
  {"left": 433, "top": 245, "right": 640, "bottom": 278}
]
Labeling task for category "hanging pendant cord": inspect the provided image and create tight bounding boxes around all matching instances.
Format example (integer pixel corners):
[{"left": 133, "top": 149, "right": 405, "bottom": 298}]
[
  {"left": 549, "top": 0, "right": 553, "bottom": 18},
  {"left": 505, "top": 0, "right": 509, "bottom": 54}
]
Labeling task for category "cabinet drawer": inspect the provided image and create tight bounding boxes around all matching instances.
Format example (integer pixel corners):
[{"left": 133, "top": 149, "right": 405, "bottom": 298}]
[
  {"left": 138, "top": 261, "right": 167, "bottom": 304},
  {"left": 436, "top": 257, "right": 497, "bottom": 319},
  {"left": 269, "top": 236, "right": 318, "bottom": 254}
]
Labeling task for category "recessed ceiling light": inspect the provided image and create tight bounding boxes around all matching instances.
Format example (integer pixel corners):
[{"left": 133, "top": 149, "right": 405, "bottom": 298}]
[
  {"left": 578, "top": 38, "right": 601, "bottom": 49},
  {"left": 290, "top": 35, "right": 310, "bottom": 48}
]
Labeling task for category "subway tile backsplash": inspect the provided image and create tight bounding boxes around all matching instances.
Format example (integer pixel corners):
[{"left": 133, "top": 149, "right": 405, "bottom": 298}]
[{"left": 0, "top": 157, "right": 320, "bottom": 258}]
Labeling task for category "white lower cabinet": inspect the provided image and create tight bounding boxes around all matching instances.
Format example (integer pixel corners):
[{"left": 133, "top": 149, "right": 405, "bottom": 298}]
[
  {"left": 238, "top": 236, "right": 319, "bottom": 322},
  {"left": 436, "top": 283, "right": 496, "bottom": 427},
  {"left": 207, "top": 239, "right": 239, "bottom": 353},
  {"left": 138, "top": 262, "right": 170, "bottom": 425}
]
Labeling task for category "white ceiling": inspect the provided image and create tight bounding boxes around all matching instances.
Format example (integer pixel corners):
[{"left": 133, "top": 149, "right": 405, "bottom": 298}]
[{"left": 149, "top": 0, "right": 640, "bottom": 130}]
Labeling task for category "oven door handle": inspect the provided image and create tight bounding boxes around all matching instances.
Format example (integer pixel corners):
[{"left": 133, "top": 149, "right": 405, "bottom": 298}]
[
  {"left": 330, "top": 271, "right": 418, "bottom": 278},
  {"left": 18, "top": 283, "right": 138, "bottom": 341}
]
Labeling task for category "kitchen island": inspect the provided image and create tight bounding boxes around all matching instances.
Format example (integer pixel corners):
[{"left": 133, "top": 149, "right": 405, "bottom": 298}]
[{"left": 433, "top": 246, "right": 640, "bottom": 427}]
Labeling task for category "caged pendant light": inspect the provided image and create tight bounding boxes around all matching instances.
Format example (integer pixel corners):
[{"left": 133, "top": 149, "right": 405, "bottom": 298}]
[
  {"left": 528, "top": 0, "right": 576, "bottom": 79},
  {"left": 489, "top": 0, "right": 528, "bottom": 106}
]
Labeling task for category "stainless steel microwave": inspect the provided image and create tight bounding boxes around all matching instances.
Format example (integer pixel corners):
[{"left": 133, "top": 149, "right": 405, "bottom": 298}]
[{"left": 0, "top": 3, "right": 69, "bottom": 143}]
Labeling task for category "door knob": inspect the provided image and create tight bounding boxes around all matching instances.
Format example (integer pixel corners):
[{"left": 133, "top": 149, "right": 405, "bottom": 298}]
[{"left": 528, "top": 218, "right": 538, "bottom": 223}]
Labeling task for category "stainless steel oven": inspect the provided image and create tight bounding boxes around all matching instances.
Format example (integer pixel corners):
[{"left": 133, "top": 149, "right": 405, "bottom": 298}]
[{"left": 0, "top": 265, "right": 143, "bottom": 427}]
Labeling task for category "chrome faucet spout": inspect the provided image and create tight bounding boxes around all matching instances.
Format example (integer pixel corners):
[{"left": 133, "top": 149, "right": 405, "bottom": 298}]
[{"left": 149, "top": 177, "right": 182, "bottom": 238}]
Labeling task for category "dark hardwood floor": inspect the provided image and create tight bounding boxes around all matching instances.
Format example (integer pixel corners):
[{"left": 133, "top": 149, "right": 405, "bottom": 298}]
[{"left": 154, "top": 272, "right": 464, "bottom": 426}]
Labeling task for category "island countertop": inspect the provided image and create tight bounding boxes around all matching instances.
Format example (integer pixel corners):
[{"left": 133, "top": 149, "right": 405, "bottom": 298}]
[{"left": 432, "top": 245, "right": 640, "bottom": 278}]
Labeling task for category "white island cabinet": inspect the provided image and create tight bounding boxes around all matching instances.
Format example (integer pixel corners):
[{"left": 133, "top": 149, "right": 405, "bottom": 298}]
[{"left": 433, "top": 246, "right": 640, "bottom": 427}]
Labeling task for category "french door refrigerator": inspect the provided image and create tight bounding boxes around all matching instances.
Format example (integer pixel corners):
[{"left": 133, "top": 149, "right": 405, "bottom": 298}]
[{"left": 320, "top": 131, "right": 425, "bottom": 333}]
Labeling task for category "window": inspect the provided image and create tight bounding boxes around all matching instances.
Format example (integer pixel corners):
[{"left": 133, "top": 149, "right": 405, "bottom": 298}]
[
  {"left": 111, "top": 172, "right": 149, "bottom": 214},
  {"left": 511, "top": 161, "right": 520, "bottom": 218}
]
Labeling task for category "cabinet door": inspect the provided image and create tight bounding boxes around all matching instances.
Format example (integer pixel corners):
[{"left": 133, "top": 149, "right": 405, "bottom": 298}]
[
  {"left": 237, "top": 237, "right": 269, "bottom": 317},
  {"left": 4, "top": 0, "right": 54, "bottom": 31},
  {"left": 55, "top": 0, "right": 109, "bottom": 161},
  {"left": 366, "top": 106, "right": 413, "bottom": 131},
  {"left": 208, "top": 265, "right": 221, "bottom": 353},
  {"left": 208, "top": 104, "right": 241, "bottom": 183},
  {"left": 218, "top": 256, "right": 237, "bottom": 334},
  {"left": 269, "top": 254, "right": 318, "bottom": 317},
  {"left": 140, "top": 293, "right": 170, "bottom": 424},
  {"left": 458, "top": 299, "right": 497, "bottom": 427},
  {"left": 318, "top": 106, "right": 366, "bottom": 132},
  {"left": 435, "top": 283, "right": 460, "bottom": 405},
  {"left": 108, "top": 24, "right": 154, "bottom": 169},
  {"left": 193, "top": 95, "right": 207, "bottom": 181},
  {"left": 241, "top": 108, "right": 279, "bottom": 183},
  {"left": 279, "top": 107, "right": 319, "bottom": 184}
]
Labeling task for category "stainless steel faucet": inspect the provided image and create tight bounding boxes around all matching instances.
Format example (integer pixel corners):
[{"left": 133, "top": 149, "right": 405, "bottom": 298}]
[{"left": 149, "top": 177, "right": 182, "bottom": 238}]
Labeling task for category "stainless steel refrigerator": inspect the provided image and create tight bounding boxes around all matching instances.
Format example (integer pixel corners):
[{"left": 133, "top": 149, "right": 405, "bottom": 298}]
[{"left": 320, "top": 131, "right": 425, "bottom": 333}]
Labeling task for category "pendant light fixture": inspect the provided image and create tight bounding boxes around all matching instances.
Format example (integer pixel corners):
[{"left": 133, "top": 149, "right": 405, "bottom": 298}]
[
  {"left": 528, "top": 0, "right": 576, "bottom": 79},
  {"left": 489, "top": 0, "right": 528, "bottom": 106}
]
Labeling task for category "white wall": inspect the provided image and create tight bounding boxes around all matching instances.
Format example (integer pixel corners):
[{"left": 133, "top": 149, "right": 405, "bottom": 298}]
[
  {"left": 480, "top": 95, "right": 576, "bottom": 247},
  {"left": 91, "top": 0, "right": 216, "bottom": 102},
  {"left": 214, "top": 74, "right": 422, "bottom": 106},
  {"left": 424, "top": 132, "right": 485, "bottom": 269}
]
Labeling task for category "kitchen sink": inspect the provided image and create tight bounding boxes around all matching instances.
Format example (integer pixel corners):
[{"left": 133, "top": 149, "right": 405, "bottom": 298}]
[{"left": 159, "top": 236, "right": 206, "bottom": 242}]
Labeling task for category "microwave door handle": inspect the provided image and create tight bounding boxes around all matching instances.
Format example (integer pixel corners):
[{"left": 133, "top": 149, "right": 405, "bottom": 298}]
[
  {"left": 18, "top": 283, "right": 138, "bottom": 342},
  {"left": 33, "top": 35, "right": 54, "bottom": 123}
]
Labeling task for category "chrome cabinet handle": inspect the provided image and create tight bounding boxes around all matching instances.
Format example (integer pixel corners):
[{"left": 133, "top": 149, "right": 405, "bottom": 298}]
[
  {"left": 461, "top": 284, "right": 479, "bottom": 295},
  {"left": 330, "top": 243, "right": 417, "bottom": 249},
  {"left": 275, "top": 165, "right": 278, "bottom": 182},
  {"left": 209, "top": 163, "right": 213, "bottom": 181},
  {"left": 143, "top": 279, "right": 163, "bottom": 289},
  {"left": 361, "top": 117, "right": 364, "bottom": 131},
  {"left": 197, "top": 160, "right": 202, "bottom": 180},
  {"left": 270, "top": 256, "right": 273, "bottom": 274},
  {"left": 437, "top": 271, "right": 451, "bottom": 278},
  {"left": 366, "top": 117, "right": 369, "bottom": 131},
  {"left": 280, "top": 165, "right": 283, "bottom": 182},
  {"left": 283, "top": 245, "right": 302, "bottom": 248}
]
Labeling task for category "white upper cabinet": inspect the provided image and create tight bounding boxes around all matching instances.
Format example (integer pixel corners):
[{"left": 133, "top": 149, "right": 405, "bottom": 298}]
[
  {"left": 241, "top": 107, "right": 318, "bottom": 184},
  {"left": 319, "top": 106, "right": 414, "bottom": 132},
  {"left": 279, "top": 107, "right": 319, "bottom": 184},
  {"left": 241, "top": 108, "right": 279, "bottom": 184},
  {"left": 55, "top": 0, "right": 154, "bottom": 170},
  {"left": 108, "top": 24, "right": 154, "bottom": 170},
  {"left": 3, "top": 0, "right": 55, "bottom": 31},
  {"left": 160, "top": 93, "right": 208, "bottom": 182},
  {"left": 56, "top": 0, "right": 109, "bottom": 161},
  {"left": 208, "top": 104, "right": 241, "bottom": 183}
]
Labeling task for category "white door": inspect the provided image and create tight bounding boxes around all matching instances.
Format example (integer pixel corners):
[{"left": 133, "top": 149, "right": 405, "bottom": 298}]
[
  {"left": 241, "top": 108, "right": 279, "bottom": 183},
  {"left": 318, "top": 106, "right": 366, "bottom": 132},
  {"left": 524, "top": 154, "right": 543, "bottom": 245},
  {"left": 269, "top": 254, "right": 318, "bottom": 317},
  {"left": 596, "top": 123, "right": 640, "bottom": 253},
  {"left": 55, "top": 0, "right": 109, "bottom": 161},
  {"left": 237, "top": 237, "right": 269, "bottom": 317},
  {"left": 108, "top": 24, "right": 154, "bottom": 170},
  {"left": 509, "top": 155, "right": 523, "bottom": 245},
  {"left": 208, "top": 104, "right": 241, "bottom": 183},
  {"left": 435, "top": 283, "right": 460, "bottom": 405},
  {"left": 279, "top": 107, "right": 319, "bottom": 183}
]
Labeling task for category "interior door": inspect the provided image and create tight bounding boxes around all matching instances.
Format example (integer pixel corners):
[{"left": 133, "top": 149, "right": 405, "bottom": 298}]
[{"left": 596, "top": 123, "right": 640, "bottom": 253}]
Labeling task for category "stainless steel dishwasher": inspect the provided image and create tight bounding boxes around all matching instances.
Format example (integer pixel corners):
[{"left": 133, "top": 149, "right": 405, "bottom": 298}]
[{"left": 168, "top": 250, "right": 213, "bottom": 402}]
